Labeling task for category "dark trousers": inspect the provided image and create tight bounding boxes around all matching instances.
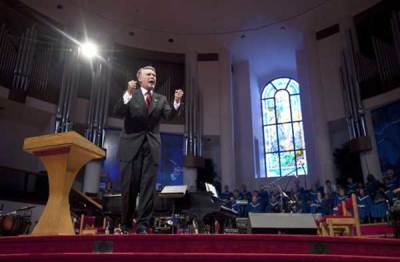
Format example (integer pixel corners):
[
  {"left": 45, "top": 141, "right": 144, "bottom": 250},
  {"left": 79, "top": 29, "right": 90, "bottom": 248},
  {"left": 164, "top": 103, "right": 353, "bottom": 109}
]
[{"left": 120, "top": 139, "right": 157, "bottom": 230}]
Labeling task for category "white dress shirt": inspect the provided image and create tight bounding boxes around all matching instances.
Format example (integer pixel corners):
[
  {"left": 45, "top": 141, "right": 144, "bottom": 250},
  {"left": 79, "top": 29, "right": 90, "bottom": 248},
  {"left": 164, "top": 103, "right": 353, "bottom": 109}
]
[{"left": 123, "top": 87, "right": 180, "bottom": 110}]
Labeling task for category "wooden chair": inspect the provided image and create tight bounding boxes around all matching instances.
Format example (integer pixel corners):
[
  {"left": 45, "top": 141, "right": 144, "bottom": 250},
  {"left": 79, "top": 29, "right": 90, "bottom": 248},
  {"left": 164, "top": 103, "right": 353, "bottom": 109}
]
[
  {"left": 319, "top": 193, "right": 361, "bottom": 237},
  {"left": 79, "top": 214, "right": 106, "bottom": 235}
]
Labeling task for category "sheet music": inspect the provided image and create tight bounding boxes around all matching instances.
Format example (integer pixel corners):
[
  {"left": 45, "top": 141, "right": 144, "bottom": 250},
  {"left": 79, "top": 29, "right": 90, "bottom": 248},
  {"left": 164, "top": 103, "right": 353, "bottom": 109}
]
[
  {"left": 160, "top": 185, "right": 188, "bottom": 195},
  {"left": 205, "top": 183, "right": 218, "bottom": 198}
]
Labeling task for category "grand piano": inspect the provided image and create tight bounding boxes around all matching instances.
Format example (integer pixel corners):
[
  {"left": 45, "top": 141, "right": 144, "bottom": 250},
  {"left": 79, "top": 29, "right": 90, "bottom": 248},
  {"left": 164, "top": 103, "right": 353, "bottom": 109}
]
[{"left": 153, "top": 191, "right": 238, "bottom": 233}]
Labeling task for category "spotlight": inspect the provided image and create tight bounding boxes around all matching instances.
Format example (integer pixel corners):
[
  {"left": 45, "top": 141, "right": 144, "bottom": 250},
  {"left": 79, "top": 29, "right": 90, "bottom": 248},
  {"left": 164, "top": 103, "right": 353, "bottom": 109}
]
[{"left": 80, "top": 41, "right": 98, "bottom": 59}]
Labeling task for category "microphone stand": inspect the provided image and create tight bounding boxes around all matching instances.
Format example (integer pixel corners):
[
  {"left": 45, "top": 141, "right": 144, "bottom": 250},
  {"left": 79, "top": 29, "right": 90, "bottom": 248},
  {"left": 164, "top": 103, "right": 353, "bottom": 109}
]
[
  {"left": 267, "top": 168, "right": 298, "bottom": 213},
  {"left": 300, "top": 162, "right": 307, "bottom": 189}
]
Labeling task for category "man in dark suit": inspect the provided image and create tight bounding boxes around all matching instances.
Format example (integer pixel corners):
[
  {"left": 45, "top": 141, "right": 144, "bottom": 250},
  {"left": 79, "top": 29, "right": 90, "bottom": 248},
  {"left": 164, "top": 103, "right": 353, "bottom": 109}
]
[{"left": 113, "top": 65, "right": 183, "bottom": 233}]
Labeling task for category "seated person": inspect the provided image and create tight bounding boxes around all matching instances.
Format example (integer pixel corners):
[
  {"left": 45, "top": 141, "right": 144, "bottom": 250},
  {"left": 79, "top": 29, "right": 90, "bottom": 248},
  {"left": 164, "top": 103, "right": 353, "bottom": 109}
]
[
  {"left": 371, "top": 186, "right": 389, "bottom": 222},
  {"left": 258, "top": 185, "right": 269, "bottom": 210},
  {"left": 366, "top": 174, "right": 380, "bottom": 199},
  {"left": 321, "top": 192, "right": 333, "bottom": 215},
  {"left": 333, "top": 187, "right": 347, "bottom": 215},
  {"left": 232, "top": 189, "right": 247, "bottom": 217},
  {"left": 265, "top": 194, "right": 280, "bottom": 213},
  {"left": 357, "top": 187, "right": 372, "bottom": 223},
  {"left": 227, "top": 196, "right": 240, "bottom": 214},
  {"left": 295, "top": 187, "right": 309, "bottom": 213},
  {"left": 310, "top": 191, "right": 324, "bottom": 214},
  {"left": 232, "top": 189, "right": 242, "bottom": 200},
  {"left": 220, "top": 185, "right": 232, "bottom": 200},
  {"left": 247, "top": 195, "right": 264, "bottom": 213},
  {"left": 240, "top": 184, "right": 252, "bottom": 201},
  {"left": 346, "top": 177, "right": 357, "bottom": 195}
]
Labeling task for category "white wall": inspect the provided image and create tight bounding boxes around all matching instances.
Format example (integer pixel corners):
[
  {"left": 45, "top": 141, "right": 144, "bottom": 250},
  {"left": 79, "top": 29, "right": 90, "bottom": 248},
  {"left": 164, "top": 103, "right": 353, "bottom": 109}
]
[
  {"left": 296, "top": 31, "right": 336, "bottom": 185},
  {"left": 298, "top": 23, "right": 349, "bottom": 184},
  {"left": 197, "top": 49, "right": 236, "bottom": 189},
  {"left": 250, "top": 66, "right": 265, "bottom": 182},
  {"left": 232, "top": 61, "right": 256, "bottom": 189},
  {"left": 198, "top": 61, "right": 220, "bottom": 135}
]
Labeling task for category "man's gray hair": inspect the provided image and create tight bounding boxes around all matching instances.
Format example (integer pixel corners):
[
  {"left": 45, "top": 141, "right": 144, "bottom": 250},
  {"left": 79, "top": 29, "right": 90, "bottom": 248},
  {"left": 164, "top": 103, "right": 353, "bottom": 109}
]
[{"left": 137, "top": 66, "right": 156, "bottom": 80}]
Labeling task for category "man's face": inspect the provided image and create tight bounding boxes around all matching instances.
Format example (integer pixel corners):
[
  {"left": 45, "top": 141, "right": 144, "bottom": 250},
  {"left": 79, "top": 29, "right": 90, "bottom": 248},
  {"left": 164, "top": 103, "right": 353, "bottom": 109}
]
[{"left": 139, "top": 68, "right": 156, "bottom": 90}]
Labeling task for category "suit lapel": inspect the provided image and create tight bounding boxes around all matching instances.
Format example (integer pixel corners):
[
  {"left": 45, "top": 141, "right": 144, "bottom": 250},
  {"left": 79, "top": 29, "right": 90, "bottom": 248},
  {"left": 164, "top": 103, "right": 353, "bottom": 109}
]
[
  {"left": 133, "top": 88, "right": 145, "bottom": 114},
  {"left": 148, "top": 92, "right": 160, "bottom": 116}
]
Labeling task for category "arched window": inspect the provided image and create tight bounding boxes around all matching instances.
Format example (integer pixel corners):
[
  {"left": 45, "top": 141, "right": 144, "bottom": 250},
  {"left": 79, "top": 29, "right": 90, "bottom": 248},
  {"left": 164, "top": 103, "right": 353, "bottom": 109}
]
[{"left": 261, "top": 78, "right": 307, "bottom": 177}]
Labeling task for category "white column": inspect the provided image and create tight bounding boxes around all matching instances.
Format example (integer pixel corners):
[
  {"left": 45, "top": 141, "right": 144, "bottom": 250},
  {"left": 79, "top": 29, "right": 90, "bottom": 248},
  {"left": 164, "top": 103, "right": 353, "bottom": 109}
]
[
  {"left": 183, "top": 167, "right": 197, "bottom": 192},
  {"left": 297, "top": 31, "right": 336, "bottom": 184},
  {"left": 218, "top": 49, "right": 236, "bottom": 190},
  {"left": 83, "top": 160, "right": 101, "bottom": 194}
]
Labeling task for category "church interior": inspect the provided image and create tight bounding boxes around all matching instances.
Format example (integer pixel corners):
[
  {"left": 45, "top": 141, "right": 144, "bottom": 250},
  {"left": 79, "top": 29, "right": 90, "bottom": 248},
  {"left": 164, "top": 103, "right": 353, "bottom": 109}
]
[{"left": 1, "top": 0, "right": 400, "bottom": 261}]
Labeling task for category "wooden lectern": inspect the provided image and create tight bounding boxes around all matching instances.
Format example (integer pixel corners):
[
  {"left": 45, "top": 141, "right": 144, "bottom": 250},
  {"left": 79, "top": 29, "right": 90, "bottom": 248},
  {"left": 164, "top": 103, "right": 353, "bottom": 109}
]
[{"left": 23, "top": 131, "right": 105, "bottom": 236}]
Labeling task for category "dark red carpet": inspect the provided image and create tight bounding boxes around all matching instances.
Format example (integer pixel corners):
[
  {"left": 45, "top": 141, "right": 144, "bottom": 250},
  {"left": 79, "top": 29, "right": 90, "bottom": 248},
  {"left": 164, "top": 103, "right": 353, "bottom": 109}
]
[{"left": 0, "top": 234, "right": 399, "bottom": 262}]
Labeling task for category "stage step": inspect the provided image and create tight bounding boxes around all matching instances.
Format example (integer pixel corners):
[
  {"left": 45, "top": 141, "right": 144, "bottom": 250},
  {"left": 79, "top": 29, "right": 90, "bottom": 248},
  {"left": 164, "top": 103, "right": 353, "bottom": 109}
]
[
  {"left": 0, "top": 234, "right": 400, "bottom": 261},
  {"left": 1, "top": 252, "right": 400, "bottom": 262}
]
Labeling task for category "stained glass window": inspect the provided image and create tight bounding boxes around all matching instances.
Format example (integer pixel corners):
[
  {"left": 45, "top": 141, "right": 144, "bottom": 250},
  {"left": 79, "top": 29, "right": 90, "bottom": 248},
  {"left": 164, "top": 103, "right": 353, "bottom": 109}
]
[{"left": 261, "top": 78, "right": 308, "bottom": 178}]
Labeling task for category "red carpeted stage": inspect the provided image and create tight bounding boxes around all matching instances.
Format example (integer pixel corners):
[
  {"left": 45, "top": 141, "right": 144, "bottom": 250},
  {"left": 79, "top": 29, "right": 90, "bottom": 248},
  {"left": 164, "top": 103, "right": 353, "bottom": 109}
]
[{"left": 1, "top": 234, "right": 400, "bottom": 262}]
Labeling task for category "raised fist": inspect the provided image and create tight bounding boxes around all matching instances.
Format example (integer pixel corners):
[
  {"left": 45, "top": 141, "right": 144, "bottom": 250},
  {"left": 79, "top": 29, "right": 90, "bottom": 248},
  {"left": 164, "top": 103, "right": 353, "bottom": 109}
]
[
  {"left": 174, "top": 89, "right": 184, "bottom": 103},
  {"left": 127, "top": 80, "right": 137, "bottom": 94}
]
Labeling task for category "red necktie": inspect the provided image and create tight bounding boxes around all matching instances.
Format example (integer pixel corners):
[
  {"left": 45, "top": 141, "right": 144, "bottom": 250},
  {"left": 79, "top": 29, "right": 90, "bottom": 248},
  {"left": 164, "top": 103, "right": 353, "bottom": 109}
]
[{"left": 145, "top": 91, "right": 152, "bottom": 110}]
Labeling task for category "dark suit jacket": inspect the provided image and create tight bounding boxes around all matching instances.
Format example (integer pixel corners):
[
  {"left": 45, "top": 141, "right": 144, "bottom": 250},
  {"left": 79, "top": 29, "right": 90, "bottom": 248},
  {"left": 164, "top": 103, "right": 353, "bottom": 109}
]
[{"left": 113, "top": 88, "right": 180, "bottom": 164}]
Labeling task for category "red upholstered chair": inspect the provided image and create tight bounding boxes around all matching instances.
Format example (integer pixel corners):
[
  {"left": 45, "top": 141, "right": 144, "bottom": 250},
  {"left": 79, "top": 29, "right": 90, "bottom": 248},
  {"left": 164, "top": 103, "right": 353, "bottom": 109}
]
[
  {"left": 319, "top": 193, "right": 361, "bottom": 237},
  {"left": 79, "top": 214, "right": 106, "bottom": 235}
]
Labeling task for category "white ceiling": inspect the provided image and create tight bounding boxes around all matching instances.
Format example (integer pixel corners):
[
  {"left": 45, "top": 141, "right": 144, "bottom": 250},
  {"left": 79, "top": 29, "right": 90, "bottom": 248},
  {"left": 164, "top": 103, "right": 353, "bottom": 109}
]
[
  {"left": 72, "top": 0, "right": 325, "bottom": 35},
  {"left": 21, "top": 0, "right": 379, "bottom": 79}
]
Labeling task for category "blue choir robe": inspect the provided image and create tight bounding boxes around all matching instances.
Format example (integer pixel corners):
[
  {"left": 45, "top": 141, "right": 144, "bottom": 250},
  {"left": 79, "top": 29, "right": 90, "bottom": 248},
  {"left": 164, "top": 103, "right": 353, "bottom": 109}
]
[
  {"left": 371, "top": 191, "right": 388, "bottom": 220},
  {"left": 317, "top": 186, "right": 324, "bottom": 195},
  {"left": 231, "top": 202, "right": 240, "bottom": 214},
  {"left": 259, "top": 190, "right": 269, "bottom": 210},
  {"left": 240, "top": 191, "right": 252, "bottom": 201},
  {"left": 309, "top": 191, "right": 317, "bottom": 201},
  {"left": 296, "top": 189, "right": 309, "bottom": 213},
  {"left": 333, "top": 194, "right": 347, "bottom": 215},
  {"left": 247, "top": 201, "right": 264, "bottom": 213},
  {"left": 357, "top": 195, "right": 372, "bottom": 222},
  {"left": 385, "top": 190, "right": 396, "bottom": 205},
  {"left": 265, "top": 200, "right": 280, "bottom": 213},
  {"left": 320, "top": 199, "right": 331, "bottom": 216},
  {"left": 220, "top": 191, "right": 232, "bottom": 200},
  {"left": 395, "top": 176, "right": 400, "bottom": 188},
  {"left": 346, "top": 183, "right": 357, "bottom": 195},
  {"left": 310, "top": 198, "right": 322, "bottom": 214},
  {"left": 385, "top": 182, "right": 397, "bottom": 191}
]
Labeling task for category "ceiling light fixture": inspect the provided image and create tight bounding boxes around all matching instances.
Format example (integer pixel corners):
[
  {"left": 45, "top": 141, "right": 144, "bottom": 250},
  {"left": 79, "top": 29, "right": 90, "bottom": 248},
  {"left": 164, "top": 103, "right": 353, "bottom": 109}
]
[{"left": 80, "top": 41, "right": 99, "bottom": 59}]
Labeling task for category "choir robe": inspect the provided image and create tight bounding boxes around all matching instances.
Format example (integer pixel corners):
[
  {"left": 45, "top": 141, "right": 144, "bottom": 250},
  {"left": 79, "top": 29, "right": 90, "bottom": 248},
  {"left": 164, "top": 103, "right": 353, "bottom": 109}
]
[
  {"left": 310, "top": 198, "right": 322, "bottom": 214},
  {"left": 385, "top": 190, "right": 396, "bottom": 205},
  {"left": 357, "top": 195, "right": 372, "bottom": 223},
  {"left": 220, "top": 191, "right": 232, "bottom": 200},
  {"left": 265, "top": 200, "right": 280, "bottom": 213},
  {"left": 296, "top": 189, "right": 310, "bottom": 213},
  {"left": 333, "top": 194, "right": 347, "bottom": 215},
  {"left": 259, "top": 190, "right": 269, "bottom": 210},
  {"left": 346, "top": 183, "right": 357, "bottom": 195},
  {"left": 371, "top": 191, "right": 388, "bottom": 220},
  {"left": 247, "top": 201, "right": 264, "bottom": 213}
]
